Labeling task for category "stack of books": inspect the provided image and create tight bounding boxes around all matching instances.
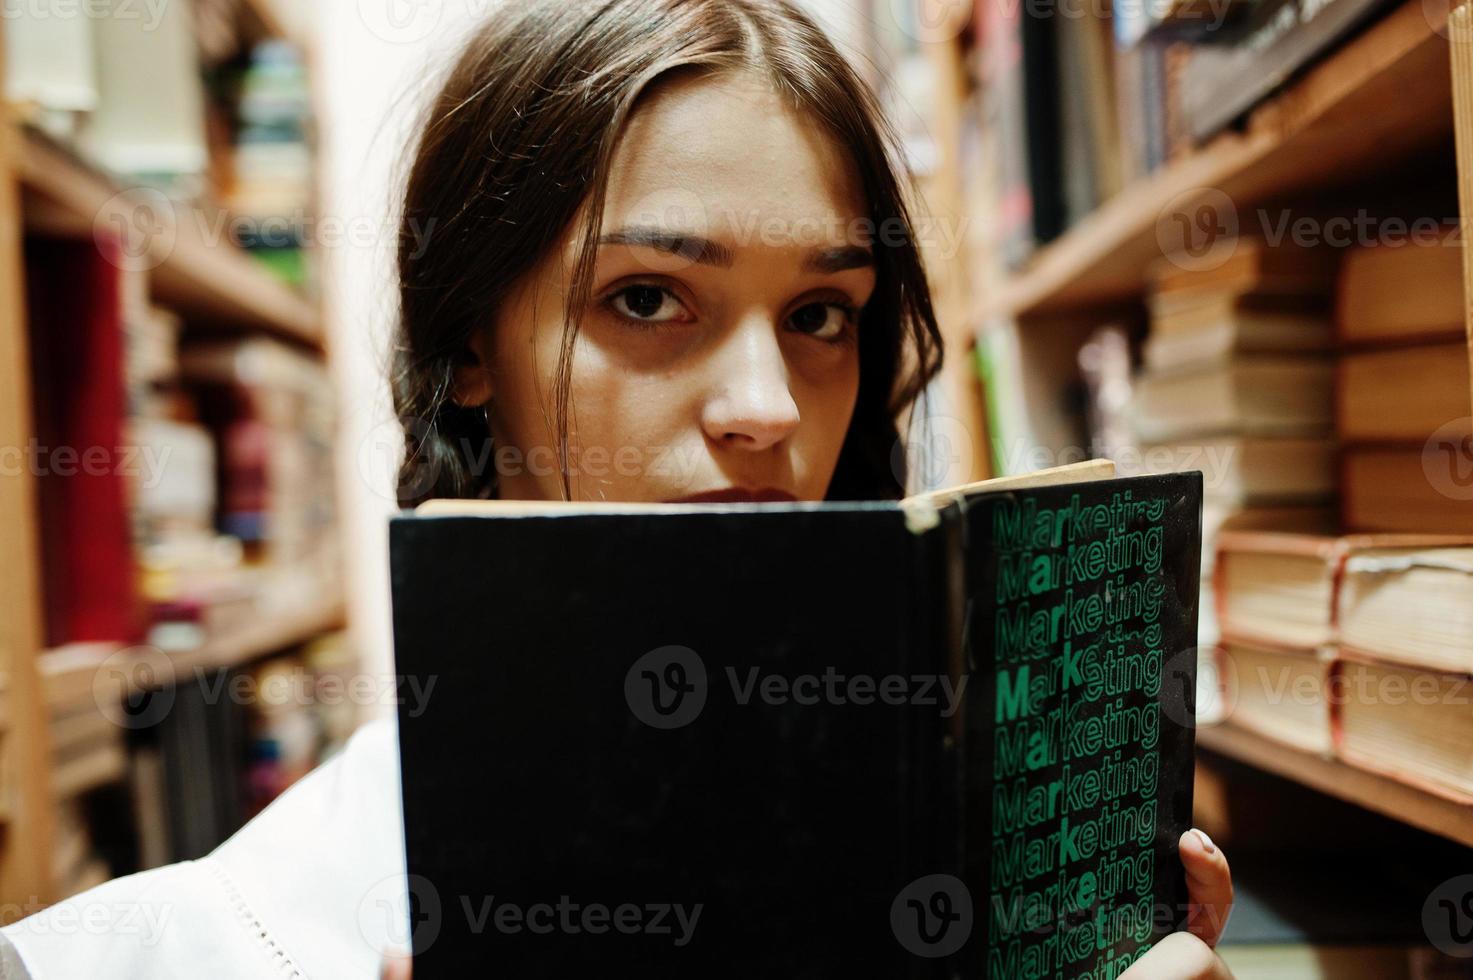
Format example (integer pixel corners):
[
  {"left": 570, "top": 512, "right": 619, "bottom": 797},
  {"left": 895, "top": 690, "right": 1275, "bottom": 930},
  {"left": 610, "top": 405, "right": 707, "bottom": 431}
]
[
  {"left": 1336, "top": 241, "right": 1473, "bottom": 533},
  {"left": 1215, "top": 529, "right": 1473, "bottom": 802},
  {"left": 179, "top": 338, "right": 340, "bottom": 593},
  {"left": 223, "top": 41, "right": 317, "bottom": 290},
  {"left": 1213, "top": 531, "right": 1339, "bottom": 754},
  {"left": 1129, "top": 238, "right": 1339, "bottom": 661},
  {"left": 80, "top": 0, "right": 211, "bottom": 196},
  {"left": 39, "top": 645, "right": 130, "bottom": 899},
  {"left": 1334, "top": 540, "right": 1473, "bottom": 801}
]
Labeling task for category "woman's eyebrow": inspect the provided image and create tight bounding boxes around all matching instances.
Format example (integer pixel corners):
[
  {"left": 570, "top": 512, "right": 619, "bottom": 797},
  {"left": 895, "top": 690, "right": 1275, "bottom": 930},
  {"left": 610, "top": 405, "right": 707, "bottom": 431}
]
[
  {"left": 598, "top": 227, "right": 734, "bottom": 267},
  {"left": 805, "top": 244, "right": 874, "bottom": 274},
  {"left": 598, "top": 227, "right": 875, "bottom": 273}
]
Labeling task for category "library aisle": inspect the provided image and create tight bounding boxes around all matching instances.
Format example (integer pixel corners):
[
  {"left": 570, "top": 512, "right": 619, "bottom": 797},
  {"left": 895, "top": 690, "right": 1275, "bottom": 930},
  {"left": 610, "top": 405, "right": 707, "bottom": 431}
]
[{"left": 0, "top": 0, "right": 1470, "bottom": 977}]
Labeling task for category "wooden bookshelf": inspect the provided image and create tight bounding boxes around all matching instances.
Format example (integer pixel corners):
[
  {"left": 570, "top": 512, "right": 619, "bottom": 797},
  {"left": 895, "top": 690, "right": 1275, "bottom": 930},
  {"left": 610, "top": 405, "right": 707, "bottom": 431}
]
[
  {"left": 986, "top": 0, "right": 1455, "bottom": 318},
  {"left": 0, "top": 9, "right": 339, "bottom": 911},
  {"left": 0, "top": 58, "right": 60, "bottom": 910},
  {"left": 40, "top": 588, "right": 346, "bottom": 711},
  {"left": 173, "top": 590, "right": 346, "bottom": 679},
  {"left": 1197, "top": 723, "right": 1473, "bottom": 848},
  {"left": 15, "top": 129, "right": 324, "bottom": 348}
]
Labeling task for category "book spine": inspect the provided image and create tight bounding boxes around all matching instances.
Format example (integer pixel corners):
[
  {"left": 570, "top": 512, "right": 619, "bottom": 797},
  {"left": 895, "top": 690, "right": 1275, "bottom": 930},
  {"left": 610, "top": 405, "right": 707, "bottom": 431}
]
[
  {"left": 1327, "top": 539, "right": 1353, "bottom": 637},
  {"left": 958, "top": 496, "right": 995, "bottom": 975},
  {"left": 905, "top": 504, "right": 967, "bottom": 978}
]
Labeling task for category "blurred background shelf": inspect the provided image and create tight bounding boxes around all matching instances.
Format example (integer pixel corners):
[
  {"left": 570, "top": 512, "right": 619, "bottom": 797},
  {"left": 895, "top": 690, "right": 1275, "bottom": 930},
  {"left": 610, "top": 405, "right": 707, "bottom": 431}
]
[
  {"left": 1, "top": 0, "right": 344, "bottom": 909},
  {"left": 40, "top": 586, "right": 346, "bottom": 711},
  {"left": 173, "top": 589, "right": 345, "bottom": 678},
  {"left": 986, "top": 0, "right": 1453, "bottom": 318},
  {"left": 1197, "top": 722, "right": 1473, "bottom": 849},
  {"left": 15, "top": 128, "right": 323, "bottom": 348}
]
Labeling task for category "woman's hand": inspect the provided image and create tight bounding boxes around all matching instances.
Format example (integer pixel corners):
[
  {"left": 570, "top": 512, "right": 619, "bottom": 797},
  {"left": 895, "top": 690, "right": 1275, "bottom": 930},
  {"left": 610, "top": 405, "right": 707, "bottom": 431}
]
[
  {"left": 1119, "top": 828, "right": 1235, "bottom": 979},
  {"left": 1120, "top": 932, "right": 1231, "bottom": 979},
  {"left": 1180, "top": 828, "right": 1233, "bottom": 946},
  {"left": 380, "top": 950, "right": 411, "bottom": 980}
]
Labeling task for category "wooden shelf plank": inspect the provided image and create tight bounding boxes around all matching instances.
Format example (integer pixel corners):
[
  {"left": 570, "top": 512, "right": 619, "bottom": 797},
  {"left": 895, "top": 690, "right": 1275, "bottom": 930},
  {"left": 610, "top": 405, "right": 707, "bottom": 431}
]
[
  {"left": 1196, "top": 722, "right": 1473, "bottom": 848},
  {"left": 14, "top": 128, "right": 323, "bottom": 348},
  {"left": 41, "top": 588, "right": 345, "bottom": 711},
  {"left": 175, "top": 590, "right": 345, "bottom": 678},
  {"left": 988, "top": 0, "right": 1455, "bottom": 318}
]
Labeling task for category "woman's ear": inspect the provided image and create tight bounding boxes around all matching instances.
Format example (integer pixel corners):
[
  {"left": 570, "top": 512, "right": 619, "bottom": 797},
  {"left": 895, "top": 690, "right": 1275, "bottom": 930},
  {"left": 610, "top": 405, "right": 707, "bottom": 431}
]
[{"left": 450, "top": 329, "right": 496, "bottom": 408}]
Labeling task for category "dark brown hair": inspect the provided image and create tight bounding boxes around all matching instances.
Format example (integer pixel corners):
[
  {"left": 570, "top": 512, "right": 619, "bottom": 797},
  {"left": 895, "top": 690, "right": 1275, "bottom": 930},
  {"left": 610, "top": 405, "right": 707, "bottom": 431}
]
[{"left": 392, "top": 0, "right": 944, "bottom": 506}]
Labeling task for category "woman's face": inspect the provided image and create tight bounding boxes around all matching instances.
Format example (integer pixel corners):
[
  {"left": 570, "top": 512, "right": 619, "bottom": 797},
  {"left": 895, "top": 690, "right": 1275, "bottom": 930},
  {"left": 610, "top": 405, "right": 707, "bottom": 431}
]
[{"left": 457, "top": 71, "right": 876, "bottom": 503}]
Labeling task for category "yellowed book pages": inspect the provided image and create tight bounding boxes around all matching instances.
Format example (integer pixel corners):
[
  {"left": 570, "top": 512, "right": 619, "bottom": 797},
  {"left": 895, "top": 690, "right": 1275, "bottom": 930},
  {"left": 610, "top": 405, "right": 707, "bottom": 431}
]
[
  {"left": 1222, "top": 642, "right": 1332, "bottom": 755},
  {"left": 1336, "top": 658, "right": 1473, "bottom": 802},
  {"left": 417, "top": 459, "right": 1118, "bottom": 517}
]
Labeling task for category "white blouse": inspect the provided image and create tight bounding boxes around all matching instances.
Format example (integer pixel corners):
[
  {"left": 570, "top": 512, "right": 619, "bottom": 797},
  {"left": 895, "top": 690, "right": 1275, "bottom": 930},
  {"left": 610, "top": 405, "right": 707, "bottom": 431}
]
[{"left": 0, "top": 717, "right": 408, "bottom": 979}]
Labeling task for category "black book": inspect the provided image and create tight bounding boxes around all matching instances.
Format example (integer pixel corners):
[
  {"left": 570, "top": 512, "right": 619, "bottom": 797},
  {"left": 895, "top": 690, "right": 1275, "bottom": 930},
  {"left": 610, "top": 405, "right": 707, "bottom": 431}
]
[
  {"left": 984, "top": 0, "right": 1067, "bottom": 267},
  {"left": 1180, "top": 0, "right": 1397, "bottom": 142},
  {"left": 389, "top": 462, "right": 1202, "bottom": 977}
]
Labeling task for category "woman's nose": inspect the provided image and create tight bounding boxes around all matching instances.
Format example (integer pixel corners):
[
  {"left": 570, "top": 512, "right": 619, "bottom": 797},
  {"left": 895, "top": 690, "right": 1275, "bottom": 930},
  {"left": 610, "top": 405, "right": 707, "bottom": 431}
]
[{"left": 700, "top": 318, "right": 800, "bottom": 452}]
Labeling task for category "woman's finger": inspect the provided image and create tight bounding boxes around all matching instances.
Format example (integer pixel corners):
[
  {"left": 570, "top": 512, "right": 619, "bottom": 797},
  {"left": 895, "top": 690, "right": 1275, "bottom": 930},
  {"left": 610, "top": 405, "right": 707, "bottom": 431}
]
[
  {"left": 380, "top": 950, "right": 412, "bottom": 980},
  {"left": 1119, "top": 931, "right": 1231, "bottom": 979},
  {"left": 1179, "top": 828, "right": 1233, "bottom": 947}
]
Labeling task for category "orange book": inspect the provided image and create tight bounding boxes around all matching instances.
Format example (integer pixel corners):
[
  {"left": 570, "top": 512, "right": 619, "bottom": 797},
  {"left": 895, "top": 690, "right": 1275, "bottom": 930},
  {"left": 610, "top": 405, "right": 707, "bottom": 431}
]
[
  {"left": 1330, "top": 652, "right": 1473, "bottom": 803},
  {"left": 1336, "top": 242, "right": 1466, "bottom": 346},
  {"left": 1341, "top": 447, "right": 1473, "bottom": 534},
  {"left": 1336, "top": 340, "right": 1472, "bottom": 442}
]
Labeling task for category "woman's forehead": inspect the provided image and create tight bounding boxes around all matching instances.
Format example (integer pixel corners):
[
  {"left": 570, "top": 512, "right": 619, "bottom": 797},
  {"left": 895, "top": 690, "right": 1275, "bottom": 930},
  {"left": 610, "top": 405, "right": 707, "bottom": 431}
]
[{"left": 601, "top": 71, "right": 869, "bottom": 241}]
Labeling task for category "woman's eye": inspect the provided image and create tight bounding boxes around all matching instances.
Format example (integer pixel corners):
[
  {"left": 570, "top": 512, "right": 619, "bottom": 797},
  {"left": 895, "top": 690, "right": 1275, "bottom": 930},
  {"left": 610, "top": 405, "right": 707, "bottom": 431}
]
[
  {"left": 788, "top": 302, "right": 853, "bottom": 341},
  {"left": 608, "top": 285, "right": 690, "bottom": 324}
]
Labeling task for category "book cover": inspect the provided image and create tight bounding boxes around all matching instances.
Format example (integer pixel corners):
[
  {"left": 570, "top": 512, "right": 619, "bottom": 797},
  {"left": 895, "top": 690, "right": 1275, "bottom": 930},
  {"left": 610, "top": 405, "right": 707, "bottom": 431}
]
[
  {"left": 25, "top": 234, "right": 143, "bottom": 646},
  {"left": 389, "top": 470, "right": 1202, "bottom": 976}
]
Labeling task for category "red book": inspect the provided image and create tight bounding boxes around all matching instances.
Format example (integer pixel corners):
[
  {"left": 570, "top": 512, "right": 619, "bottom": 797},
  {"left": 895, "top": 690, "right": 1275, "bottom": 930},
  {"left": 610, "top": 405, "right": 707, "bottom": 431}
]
[{"left": 26, "top": 234, "right": 143, "bottom": 645}]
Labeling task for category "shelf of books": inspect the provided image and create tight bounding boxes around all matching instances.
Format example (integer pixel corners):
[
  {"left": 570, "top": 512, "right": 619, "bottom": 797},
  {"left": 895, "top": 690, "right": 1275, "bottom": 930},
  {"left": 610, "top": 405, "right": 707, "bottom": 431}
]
[
  {"left": 0, "top": 1, "right": 357, "bottom": 912},
  {"left": 18, "top": 130, "right": 323, "bottom": 347},
  {"left": 949, "top": 0, "right": 1473, "bottom": 856},
  {"left": 985, "top": 0, "right": 1455, "bottom": 317},
  {"left": 1196, "top": 724, "right": 1473, "bottom": 848}
]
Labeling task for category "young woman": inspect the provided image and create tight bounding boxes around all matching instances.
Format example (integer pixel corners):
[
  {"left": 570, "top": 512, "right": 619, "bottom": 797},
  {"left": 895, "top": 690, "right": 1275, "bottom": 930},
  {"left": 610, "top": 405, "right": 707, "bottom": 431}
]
[{"left": 0, "top": 1, "right": 1233, "bottom": 976}]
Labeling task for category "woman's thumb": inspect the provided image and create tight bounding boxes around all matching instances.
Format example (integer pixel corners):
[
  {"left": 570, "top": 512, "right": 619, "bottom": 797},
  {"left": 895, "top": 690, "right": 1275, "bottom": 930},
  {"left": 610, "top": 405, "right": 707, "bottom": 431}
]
[{"left": 380, "top": 949, "right": 412, "bottom": 980}]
